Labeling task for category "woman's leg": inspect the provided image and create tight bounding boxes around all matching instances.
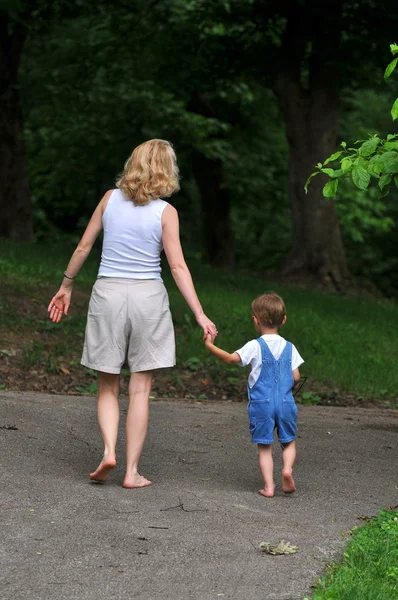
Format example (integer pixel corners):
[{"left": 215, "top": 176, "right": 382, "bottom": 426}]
[
  {"left": 258, "top": 444, "right": 275, "bottom": 497},
  {"left": 89, "top": 371, "right": 120, "bottom": 481},
  {"left": 123, "top": 371, "right": 153, "bottom": 489}
]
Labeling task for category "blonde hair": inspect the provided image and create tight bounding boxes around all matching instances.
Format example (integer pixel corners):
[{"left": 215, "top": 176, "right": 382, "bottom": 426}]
[
  {"left": 251, "top": 291, "right": 286, "bottom": 328},
  {"left": 116, "top": 139, "right": 180, "bottom": 205}
]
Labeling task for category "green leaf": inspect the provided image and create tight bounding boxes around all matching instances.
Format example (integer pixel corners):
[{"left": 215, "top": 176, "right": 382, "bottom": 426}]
[
  {"left": 316, "top": 163, "right": 323, "bottom": 169},
  {"left": 304, "top": 171, "right": 318, "bottom": 193},
  {"left": 387, "top": 134, "right": 397, "bottom": 141},
  {"left": 384, "top": 141, "right": 398, "bottom": 151},
  {"left": 377, "top": 186, "right": 390, "bottom": 199},
  {"left": 322, "top": 179, "right": 339, "bottom": 198},
  {"left": 340, "top": 141, "right": 347, "bottom": 149},
  {"left": 330, "top": 169, "right": 343, "bottom": 179},
  {"left": 379, "top": 151, "right": 398, "bottom": 173},
  {"left": 368, "top": 164, "right": 381, "bottom": 179},
  {"left": 358, "top": 139, "right": 380, "bottom": 157},
  {"left": 384, "top": 57, "right": 398, "bottom": 79},
  {"left": 379, "top": 151, "right": 398, "bottom": 166},
  {"left": 323, "top": 150, "right": 343, "bottom": 166},
  {"left": 320, "top": 168, "right": 335, "bottom": 176},
  {"left": 386, "top": 162, "right": 398, "bottom": 174},
  {"left": 351, "top": 166, "right": 371, "bottom": 190},
  {"left": 341, "top": 158, "right": 352, "bottom": 172},
  {"left": 354, "top": 156, "right": 367, "bottom": 168},
  {"left": 394, "top": 175, "right": 398, "bottom": 188},
  {"left": 369, "top": 155, "right": 384, "bottom": 175},
  {"left": 391, "top": 98, "right": 398, "bottom": 121},
  {"left": 390, "top": 43, "right": 398, "bottom": 56},
  {"left": 379, "top": 174, "right": 392, "bottom": 189}
]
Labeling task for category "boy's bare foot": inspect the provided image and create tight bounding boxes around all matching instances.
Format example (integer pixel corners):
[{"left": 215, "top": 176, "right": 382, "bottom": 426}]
[
  {"left": 282, "top": 469, "right": 296, "bottom": 494},
  {"left": 89, "top": 457, "right": 116, "bottom": 482},
  {"left": 123, "top": 473, "right": 152, "bottom": 489},
  {"left": 258, "top": 486, "right": 275, "bottom": 498}
]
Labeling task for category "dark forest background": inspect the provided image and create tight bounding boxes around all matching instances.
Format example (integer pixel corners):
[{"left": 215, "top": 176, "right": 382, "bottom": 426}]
[{"left": 1, "top": 0, "right": 398, "bottom": 296}]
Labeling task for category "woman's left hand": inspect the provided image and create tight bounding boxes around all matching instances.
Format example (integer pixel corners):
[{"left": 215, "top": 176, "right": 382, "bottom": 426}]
[
  {"left": 196, "top": 313, "right": 218, "bottom": 340},
  {"left": 48, "top": 287, "right": 72, "bottom": 323}
]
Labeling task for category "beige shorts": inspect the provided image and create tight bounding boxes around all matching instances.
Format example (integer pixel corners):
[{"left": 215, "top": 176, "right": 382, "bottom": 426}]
[{"left": 81, "top": 278, "right": 176, "bottom": 374}]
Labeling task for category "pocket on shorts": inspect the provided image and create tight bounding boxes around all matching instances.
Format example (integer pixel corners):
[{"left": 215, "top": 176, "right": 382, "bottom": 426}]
[
  {"left": 282, "top": 398, "right": 298, "bottom": 423},
  {"left": 87, "top": 287, "right": 100, "bottom": 318},
  {"left": 248, "top": 398, "right": 271, "bottom": 421},
  {"left": 87, "top": 284, "right": 107, "bottom": 319}
]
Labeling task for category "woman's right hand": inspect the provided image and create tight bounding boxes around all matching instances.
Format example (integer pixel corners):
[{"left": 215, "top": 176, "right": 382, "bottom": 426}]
[
  {"left": 48, "top": 286, "right": 72, "bottom": 323},
  {"left": 196, "top": 313, "right": 218, "bottom": 340}
]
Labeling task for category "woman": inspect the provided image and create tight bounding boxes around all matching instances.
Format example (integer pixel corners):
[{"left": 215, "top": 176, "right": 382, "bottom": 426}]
[{"left": 48, "top": 139, "right": 217, "bottom": 488}]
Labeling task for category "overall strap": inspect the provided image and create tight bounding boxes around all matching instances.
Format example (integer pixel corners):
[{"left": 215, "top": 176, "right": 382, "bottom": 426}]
[
  {"left": 256, "top": 337, "right": 274, "bottom": 362},
  {"left": 282, "top": 341, "right": 293, "bottom": 361}
]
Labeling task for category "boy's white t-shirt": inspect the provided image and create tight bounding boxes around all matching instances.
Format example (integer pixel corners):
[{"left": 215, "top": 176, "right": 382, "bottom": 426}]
[{"left": 236, "top": 334, "right": 304, "bottom": 389}]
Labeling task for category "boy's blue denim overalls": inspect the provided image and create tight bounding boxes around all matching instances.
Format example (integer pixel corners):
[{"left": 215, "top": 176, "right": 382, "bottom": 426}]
[{"left": 248, "top": 338, "right": 297, "bottom": 445}]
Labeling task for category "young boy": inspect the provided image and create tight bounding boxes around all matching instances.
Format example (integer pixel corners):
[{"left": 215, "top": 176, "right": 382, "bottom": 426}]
[{"left": 204, "top": 291, "right": 304, "bottom": 498}]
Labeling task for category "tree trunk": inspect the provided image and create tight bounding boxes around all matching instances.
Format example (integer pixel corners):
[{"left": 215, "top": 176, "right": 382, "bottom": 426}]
[
  {"left": 0, "top": 16, "right": 33, "bottom": 241},
  {"left": 192, "top": 151, "right": 235, "bottom": 268},
  {"left": 188, "top": 91, "right": 235, "bottom": 268},
  {"left": 273, "top": 0, "right": 352, "bottom": 291}
]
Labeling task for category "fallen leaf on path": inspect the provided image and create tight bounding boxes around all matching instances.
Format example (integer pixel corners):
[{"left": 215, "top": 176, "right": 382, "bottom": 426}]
[
  {"left": 59, "top": 367, "right": 71, "bottom": 375},
  {"left": 259, "top": 540, "right": 298, "bottom": 555}
]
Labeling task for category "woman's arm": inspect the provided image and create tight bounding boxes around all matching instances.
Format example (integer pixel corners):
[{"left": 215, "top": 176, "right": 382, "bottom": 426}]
[
  {"left": 162, "top": 204, "right": 217, "bottom": 339},
  {"left": 48, "top": 190, "right": 112, "bottom": 323}
]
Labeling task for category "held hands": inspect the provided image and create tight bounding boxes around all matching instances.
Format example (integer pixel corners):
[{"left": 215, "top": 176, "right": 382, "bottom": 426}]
[
  {"left": 48, "top": 286, "right": 72, "bottom": 323},
  {"left": 196, "top": 313, "right": 218, "bottom": 340},
  {"left": 204, "top": 332, "right": 215, "bottom": 348}
]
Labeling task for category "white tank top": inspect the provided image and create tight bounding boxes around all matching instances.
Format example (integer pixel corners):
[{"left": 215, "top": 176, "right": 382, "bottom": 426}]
[{"left": 98, "top": 189, "right": 168, "bottom": 280}]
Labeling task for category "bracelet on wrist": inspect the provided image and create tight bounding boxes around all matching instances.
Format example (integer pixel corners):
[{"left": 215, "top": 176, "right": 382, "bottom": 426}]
[{"left": 63, "top": 272, "right": 76, "bottom": 280}]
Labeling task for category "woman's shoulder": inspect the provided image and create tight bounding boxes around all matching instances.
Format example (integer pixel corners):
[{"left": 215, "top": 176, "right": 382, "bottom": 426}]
[
  {"left": 102, "top": 189, "right": 116, "bottom": 202},
  {"left": 160, "top": 201, "right": 178, "bottom": 218},
  {"left": 101, "top": 189, "right": 118, "bottom": 213}
]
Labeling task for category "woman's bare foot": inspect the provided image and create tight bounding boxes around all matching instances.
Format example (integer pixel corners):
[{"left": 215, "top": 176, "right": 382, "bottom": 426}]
[
  {"left": 89, "top": 457, "right": 116, "bottom": 482},
  {"left": 258, "top": 486, "right": 275, "bottom": 498},
  {"left": 123, "top": 473, "right": 152, "bottom": 489},
  {"left": 282, "top": 469, "right": 296, "bottom": 494}
]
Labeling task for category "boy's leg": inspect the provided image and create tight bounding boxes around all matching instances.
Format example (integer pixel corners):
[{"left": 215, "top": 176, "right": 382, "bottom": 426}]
[
  {"left": 90, "top": 371, "right": 120, "bottom": 481},
  {"left": 258, "top": 444, "right": 275, "bottom": 497},
  {"left": 123, "top": 371, "right": 153, "bottom": 489},
  {"left": 281, "top": 440, "right": 296, "bottom": 493}
]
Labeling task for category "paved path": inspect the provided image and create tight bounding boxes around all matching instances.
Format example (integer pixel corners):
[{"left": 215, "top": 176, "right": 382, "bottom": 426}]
[{"left": 0, "top": 391, "right": 397, "bottom": 600}]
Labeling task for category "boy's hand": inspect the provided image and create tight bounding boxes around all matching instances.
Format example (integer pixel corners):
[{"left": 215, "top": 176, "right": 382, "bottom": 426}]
[{"left": 204, "top": 333, "right": 215, "bottom": 347}]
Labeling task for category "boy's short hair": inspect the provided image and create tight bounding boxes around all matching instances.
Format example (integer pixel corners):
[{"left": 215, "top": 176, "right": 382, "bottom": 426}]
[{"left": 251, "top": 292, "right": 286, "bottom": 328}]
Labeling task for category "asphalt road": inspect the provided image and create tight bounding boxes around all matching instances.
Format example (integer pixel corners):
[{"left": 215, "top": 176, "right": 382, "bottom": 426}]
[{"left": 1, "top": 391, "right": 397, "bottom": 600}]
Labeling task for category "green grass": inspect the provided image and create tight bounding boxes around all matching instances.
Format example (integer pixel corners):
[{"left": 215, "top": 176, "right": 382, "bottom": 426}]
[
  {"left": 305, "top": 510, "right": 398, "bottom": 600},
  {"left": 0, "top": 237, "right": 99, "bottom": 288},
  {"left": 1, "top": 238, "right": 398, "bottom": 400}
]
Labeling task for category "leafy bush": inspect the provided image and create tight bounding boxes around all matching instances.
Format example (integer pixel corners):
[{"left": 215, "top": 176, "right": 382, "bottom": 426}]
[{"left": 307, "top": 44, "right": 398, "bottom": 199}]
